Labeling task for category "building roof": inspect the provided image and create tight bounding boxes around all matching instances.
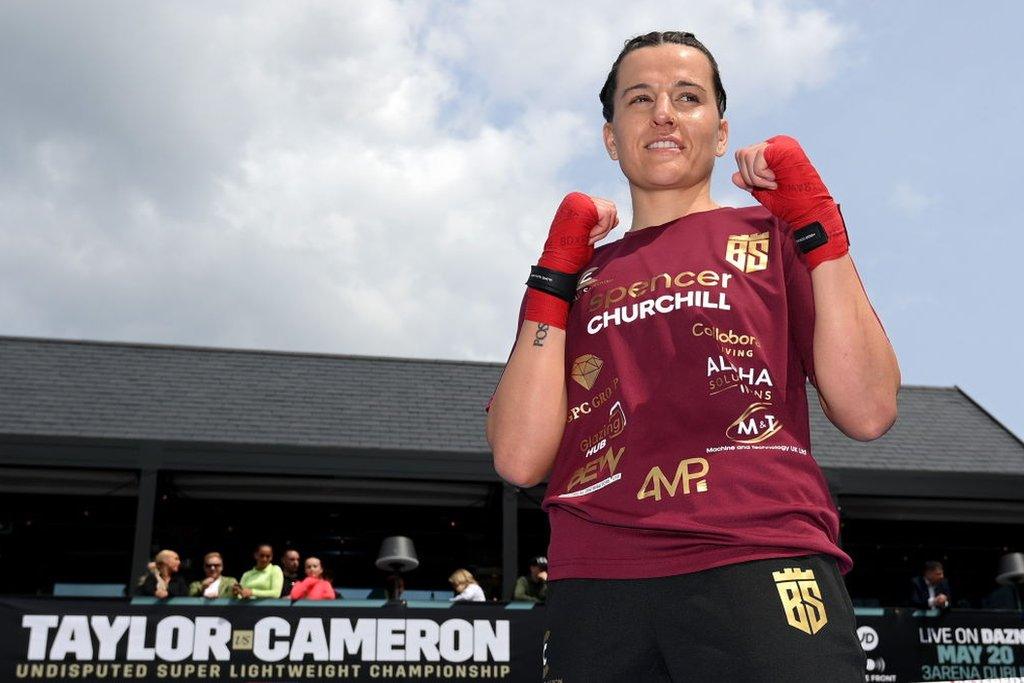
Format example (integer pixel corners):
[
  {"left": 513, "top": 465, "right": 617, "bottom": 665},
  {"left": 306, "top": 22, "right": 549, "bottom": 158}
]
[
  {"left": 2, "top": 336, "right": 1022, "bottom": 484},
  {"left": 1, "top": 335, "right": 495, "bottom": 453},
  {"left": 811, "top": 384, "right": 1023, "bottom": 475}
]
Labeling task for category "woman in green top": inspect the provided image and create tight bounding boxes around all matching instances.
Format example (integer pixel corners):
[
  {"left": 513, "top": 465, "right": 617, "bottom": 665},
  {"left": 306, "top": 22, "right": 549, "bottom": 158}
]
[
  {"left": 188, "top": 551, "right": 238, "bottom": 598},
  {"left": 235, "top": 544, "right": 284, "bottom": 599}
]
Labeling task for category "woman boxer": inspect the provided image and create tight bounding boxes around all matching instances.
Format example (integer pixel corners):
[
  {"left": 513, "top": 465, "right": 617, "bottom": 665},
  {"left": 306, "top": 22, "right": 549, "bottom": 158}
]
[{"left": 487, "top": 31, "right": 899, "bottom": 681}]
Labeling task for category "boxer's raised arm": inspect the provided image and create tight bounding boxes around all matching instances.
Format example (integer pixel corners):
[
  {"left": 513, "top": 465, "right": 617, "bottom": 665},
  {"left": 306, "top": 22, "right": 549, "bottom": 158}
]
[
  {"left": 487, "top": 322, "right": 569, "bottom": 487},
  {"left": 735, "top": 135, "right": 900, "bottom": 440},
  {"left": 809, "top": 255, "right": 899, "bottom": 440},
  {"left": 487, "top": 193, "right": 615, "bottom": 487}
]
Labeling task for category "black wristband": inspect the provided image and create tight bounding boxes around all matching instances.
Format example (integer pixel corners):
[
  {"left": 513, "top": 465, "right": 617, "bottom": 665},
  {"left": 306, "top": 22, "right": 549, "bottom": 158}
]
[
  {"left": 526, "top": 265, "right": 578, "bottom": 302},
  {"left": 793, "top": 222, "right": 828, "bottom": 253}
]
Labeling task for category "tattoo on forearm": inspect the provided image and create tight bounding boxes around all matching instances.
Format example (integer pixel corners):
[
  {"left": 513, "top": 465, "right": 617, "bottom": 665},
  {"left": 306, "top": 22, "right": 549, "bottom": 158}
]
[{"left": 533, "top": 323, "right": 550, "bottom": 347}]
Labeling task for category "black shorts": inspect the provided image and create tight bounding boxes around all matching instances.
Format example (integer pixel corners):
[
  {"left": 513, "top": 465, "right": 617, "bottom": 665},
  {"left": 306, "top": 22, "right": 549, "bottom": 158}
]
[{"left": 542, "top": 554, "right": 865, "bottom": 683}]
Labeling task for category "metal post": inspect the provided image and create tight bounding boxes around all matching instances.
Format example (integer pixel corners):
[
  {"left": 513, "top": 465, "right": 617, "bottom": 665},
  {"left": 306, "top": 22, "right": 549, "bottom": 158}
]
[
  {"left": 128, "top": 467, "right": 158, "bottom": 590},
  {"left": 501, "top": 482, "right": 519, "bottom": 601}
]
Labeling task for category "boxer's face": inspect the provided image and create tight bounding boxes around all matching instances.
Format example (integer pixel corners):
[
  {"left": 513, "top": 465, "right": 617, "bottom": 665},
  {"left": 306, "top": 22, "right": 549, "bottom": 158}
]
[{"left": 603, "top": 44, "right": 727, "bottom": 192}]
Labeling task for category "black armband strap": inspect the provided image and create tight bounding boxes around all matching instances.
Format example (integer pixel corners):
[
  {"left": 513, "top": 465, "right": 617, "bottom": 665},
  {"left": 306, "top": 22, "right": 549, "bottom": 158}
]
[
  {"left": 526, "top": 265, "right": 578, "bottom": 302},
  {"left": 793, "top": 222, "right": 829, "bottom": 253}
]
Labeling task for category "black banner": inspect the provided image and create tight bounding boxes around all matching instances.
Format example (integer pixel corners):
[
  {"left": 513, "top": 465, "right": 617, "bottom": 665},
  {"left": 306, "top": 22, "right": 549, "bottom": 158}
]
[
  {"left": 0, "top": 599, "right": 544, "bottom": 682},
  {"left": 856, "top": 609, "right": 1024, "bottom": 683},
  {"left": 4, "top": 599, "right": 1024, "bottom": 682}
]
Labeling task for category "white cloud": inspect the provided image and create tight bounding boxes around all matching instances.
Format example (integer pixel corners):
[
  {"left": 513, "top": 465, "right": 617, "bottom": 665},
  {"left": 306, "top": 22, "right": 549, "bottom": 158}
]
[
  {"left": 0, "top": 0, "right": 852, "bottom": 361},
  {"left": 888, "top": 182, "right": 935, "bottom": 217}
]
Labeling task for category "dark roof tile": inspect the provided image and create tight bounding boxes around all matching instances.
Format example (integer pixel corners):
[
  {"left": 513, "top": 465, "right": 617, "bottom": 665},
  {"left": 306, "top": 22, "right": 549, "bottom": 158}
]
[{"left": 2, "top": 337, "right": 1021, "bottom": 474}]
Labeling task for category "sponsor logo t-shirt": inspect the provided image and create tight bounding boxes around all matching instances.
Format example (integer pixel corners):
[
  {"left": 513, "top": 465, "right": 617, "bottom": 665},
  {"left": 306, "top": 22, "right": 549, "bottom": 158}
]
[{"left": 539, "top": 205, "right": 851, "bottom": 580}]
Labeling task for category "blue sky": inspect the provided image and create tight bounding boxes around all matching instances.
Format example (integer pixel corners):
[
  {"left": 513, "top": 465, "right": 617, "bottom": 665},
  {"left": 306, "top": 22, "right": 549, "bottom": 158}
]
[
  {"left": 1, "top": 1, "right": 1020, "bottom": 439},
  {"left": 733, "top": 1, "right": 1023, "bottom": 440}
]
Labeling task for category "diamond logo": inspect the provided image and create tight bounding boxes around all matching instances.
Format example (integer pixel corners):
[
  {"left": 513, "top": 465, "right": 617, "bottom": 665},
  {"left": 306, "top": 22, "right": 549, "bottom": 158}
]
[{"left": 571, "top": 354, "right": 603, "bottom": 390}]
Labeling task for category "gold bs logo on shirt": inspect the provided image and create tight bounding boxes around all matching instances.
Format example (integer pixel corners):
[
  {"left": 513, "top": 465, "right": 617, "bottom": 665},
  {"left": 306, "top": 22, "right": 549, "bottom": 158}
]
[
  {"left": 725, "top": 231, "right": 770, "bottom": 273},
  {"left": 772, "top": 568, "right": 828, "bottom": 635}
]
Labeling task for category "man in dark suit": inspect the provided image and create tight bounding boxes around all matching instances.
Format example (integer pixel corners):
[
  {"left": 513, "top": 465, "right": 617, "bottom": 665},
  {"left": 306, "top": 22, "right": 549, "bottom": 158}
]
[{"left": 911, "top": 560, "right": 952, "bottom": 609}]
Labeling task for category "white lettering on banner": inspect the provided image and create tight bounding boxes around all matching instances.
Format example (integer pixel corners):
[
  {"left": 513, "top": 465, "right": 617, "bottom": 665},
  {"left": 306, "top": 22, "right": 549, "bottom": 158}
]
[
  {"left": 587, "top": 291, "right": 731, "bottom": 334},
  {"left": 194, "top": 617, "right": 232, "bottom": 661},
  {"left": 127, "top": 615, "right": 155, "bottom": 660},
  {"left": 405, "top": 619, "right": 441, "bottom": 661},
  {"left": 289, "top": 618, "right": 329, "bottom": 661},
  {"left": 28, "top": 613, "right": 232, "bottom": 663},
  {"left": 981, "top": 627, "right": 1024, "bottom": 644},
  {"left": 22, "top": 615, "right": 58, "bottom": 660},
  {"left": 377, "top": 619, "right": 404, "bottom": 661},
  {"left": 254, "top": 617, "right": 291, "bottom": 661},
  {"left": 51, "top": 615, "right": 92, "bottom": 660},
  {"left": 20, "top": 614, "right": 511, "bottom": 663},
  {"left": 329, "top": 617, "right": 376, "bottom": 659},
  {"left": 472, "top": 620, "right": 509, "bottom": 663},
  {"left": 920, "top": 627, "right": 954, "bottom": 643},
  {"left": 91, "top": 616, "right": 131, "bottom": 660},
  {"left": 439, "top": 620, "right": 474, "bottom": 662},
  {"left": 154, "top": 615, "right": 194, "bottom": 662}
]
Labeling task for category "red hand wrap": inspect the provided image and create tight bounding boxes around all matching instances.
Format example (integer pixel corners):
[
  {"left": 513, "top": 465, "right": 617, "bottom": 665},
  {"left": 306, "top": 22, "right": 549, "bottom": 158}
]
[
  {"left": 525, "top": 192, "right": 598, "bottom": 329},
  {"left": 752, "top": 135, "right": 849, "bottom": 270}
]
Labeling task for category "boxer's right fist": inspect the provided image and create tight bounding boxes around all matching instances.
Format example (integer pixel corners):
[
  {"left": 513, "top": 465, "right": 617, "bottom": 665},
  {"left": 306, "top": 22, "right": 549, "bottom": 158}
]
[
  {"left": 526, "top": 193, "right": 616, "bottom": 330},
  {"left": 537, "top": 192, "right": 600, "bottom": 274},
  {"left": 536, "top": 192, "right": 614, "bottom": 272},
  {"left": 587, "top": 195, "right": 618, "bottom": 245}
]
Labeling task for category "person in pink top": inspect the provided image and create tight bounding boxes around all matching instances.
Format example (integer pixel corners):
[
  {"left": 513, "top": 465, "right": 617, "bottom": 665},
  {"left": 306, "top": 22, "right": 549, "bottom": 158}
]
[
  {"left": 289, "top": 557, "right": 336, "bottom": 601},
  {"left": 487, "top": 30, "right": 900, "bottom": 682}
]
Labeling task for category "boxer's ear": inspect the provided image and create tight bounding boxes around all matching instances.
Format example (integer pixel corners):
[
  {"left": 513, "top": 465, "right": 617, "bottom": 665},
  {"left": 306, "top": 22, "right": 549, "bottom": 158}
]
[
  {"left": 716, "top": 118, "right": 729, "bottom": 157},
  {"left": 603, "top": 122, "right": 618, "bottom": 161}
]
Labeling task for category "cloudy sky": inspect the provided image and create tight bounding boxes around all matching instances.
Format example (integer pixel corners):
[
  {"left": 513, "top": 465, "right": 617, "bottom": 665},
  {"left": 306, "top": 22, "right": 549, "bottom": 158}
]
[{"left": 2, "top": 1, "right": 1021, "bottom": 439}]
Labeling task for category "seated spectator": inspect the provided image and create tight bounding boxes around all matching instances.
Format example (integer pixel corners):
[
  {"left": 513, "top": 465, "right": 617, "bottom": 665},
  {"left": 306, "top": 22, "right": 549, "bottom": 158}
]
[
  {"left": 449, "top": 569, "right": 486, "bottom": 602},
  {"left": 513, "top": 556, "right": 548, "bottom": 603},
  {"left": 235, "top": 544, "right": 283, "bottom": 599},
  {"left": 136, "top": 549, "right": 188, "bottom": 598},
  {"left": 290, "top": 557, "right": 336, "bottom": 601},
  {"left": 280, "top": 549, "right": 302, "bottom": 598},
  {"left": 910, "top": 560, "right": 952, "bottom": 610},
  {"left": 188, "top": 552, "right": 237, "bottom": 598}
]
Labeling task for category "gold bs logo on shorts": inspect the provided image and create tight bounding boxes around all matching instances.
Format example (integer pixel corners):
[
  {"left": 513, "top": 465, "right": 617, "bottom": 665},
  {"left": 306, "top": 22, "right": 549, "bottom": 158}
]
[{"left": 772, "top": 568, "right": 828, "bottom": 635}]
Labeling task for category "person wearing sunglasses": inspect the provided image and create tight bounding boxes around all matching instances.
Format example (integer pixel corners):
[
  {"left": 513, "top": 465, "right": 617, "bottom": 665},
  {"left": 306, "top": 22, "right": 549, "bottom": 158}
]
[
  {"left": 487, "top": 30, "right": 899, "bottom": 682},
  {"left": 188, "top": 552, "right": 237, "bottom": 599},
  {"left": 235, "top": 544, "right": 284, "bottom": 599}
]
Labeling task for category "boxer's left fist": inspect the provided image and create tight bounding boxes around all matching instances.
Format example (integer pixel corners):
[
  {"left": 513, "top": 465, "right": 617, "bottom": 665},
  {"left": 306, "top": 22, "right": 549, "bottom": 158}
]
[{"left": 732, "top": 135, "right": 849, "bottom": 270}]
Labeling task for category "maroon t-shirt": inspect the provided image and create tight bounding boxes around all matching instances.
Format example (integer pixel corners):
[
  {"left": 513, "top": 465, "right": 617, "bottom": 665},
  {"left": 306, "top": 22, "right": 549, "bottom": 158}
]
[{"left": 518, "top": 205, "right": 851, "bottom": 580}]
